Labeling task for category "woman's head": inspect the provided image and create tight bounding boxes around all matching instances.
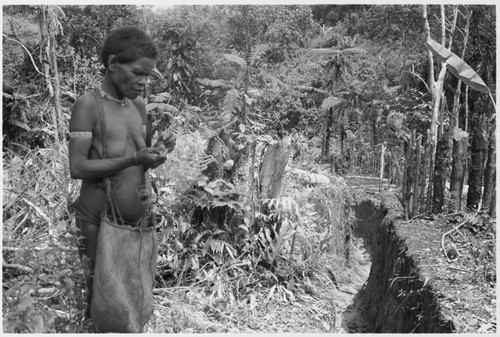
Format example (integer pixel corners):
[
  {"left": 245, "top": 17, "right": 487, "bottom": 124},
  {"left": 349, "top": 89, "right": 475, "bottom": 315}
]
[{"left": 101, "top": 26, "right": 159, "bottom": 69}]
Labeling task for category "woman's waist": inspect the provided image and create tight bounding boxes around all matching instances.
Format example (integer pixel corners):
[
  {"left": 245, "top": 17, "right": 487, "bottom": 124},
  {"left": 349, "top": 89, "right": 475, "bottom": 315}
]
[
  {"left": 79, "top": 176, "right": 151, "bottom": 222},
  {"left": 81, "top": 168, "right": 150, "bottom": 191}
]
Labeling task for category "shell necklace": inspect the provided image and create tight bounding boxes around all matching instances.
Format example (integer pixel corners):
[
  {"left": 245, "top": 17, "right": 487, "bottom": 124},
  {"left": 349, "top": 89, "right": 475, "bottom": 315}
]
[{"left": 99, "top": 87, "right": 128, "bottom": 107}]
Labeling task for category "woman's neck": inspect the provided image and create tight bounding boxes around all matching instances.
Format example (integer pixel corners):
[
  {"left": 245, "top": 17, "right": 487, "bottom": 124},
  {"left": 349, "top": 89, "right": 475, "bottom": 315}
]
[
  {"left": 99, "top": 77, "right": 128, "bottom": 107},
  {"left": 101, "top": 77, "right": 123, "bottom": 100}
]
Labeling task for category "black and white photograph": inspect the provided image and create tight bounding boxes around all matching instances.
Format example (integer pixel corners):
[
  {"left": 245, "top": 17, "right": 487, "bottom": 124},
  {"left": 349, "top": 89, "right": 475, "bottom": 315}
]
[{"left": 2, "top": 2, "right": 496, "bottom": 334}]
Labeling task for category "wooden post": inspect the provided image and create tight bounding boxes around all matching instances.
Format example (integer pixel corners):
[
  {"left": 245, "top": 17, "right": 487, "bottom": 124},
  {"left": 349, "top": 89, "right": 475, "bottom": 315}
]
[
  {"left": 379, "top": 143, "right": 386, "bottom": 181},
  {"left": 379, "top": 143, "right": 386, "bottom": 191},
  {"left": 412, "top": 135, "right": 422, "bottom": 216}
]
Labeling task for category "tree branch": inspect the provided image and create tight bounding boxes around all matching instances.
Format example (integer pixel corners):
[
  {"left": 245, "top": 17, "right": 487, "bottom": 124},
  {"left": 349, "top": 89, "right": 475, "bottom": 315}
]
[
  {"left": 2, "top": 34, "right": 44, "bottom": 76},
  {"left": 402, "top": 71, "right": 431, "bottom": 93}
]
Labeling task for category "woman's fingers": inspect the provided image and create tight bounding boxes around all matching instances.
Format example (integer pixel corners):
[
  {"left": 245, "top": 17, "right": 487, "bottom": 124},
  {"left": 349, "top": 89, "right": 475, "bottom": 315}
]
[{"left": 158, "top": 131, "right": 177, "bottom": 152}]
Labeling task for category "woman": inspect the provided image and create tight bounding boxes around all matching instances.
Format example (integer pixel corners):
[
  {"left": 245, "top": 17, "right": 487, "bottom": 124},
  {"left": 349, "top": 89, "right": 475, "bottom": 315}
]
[{"left": 68, "top": 26, "right": 175, "bottom": 330}]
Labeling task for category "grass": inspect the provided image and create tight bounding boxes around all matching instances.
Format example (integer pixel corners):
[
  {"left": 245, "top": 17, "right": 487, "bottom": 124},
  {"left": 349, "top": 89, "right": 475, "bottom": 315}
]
[{"left": 2, "top": 134, "right": 355, "bottom": 333}]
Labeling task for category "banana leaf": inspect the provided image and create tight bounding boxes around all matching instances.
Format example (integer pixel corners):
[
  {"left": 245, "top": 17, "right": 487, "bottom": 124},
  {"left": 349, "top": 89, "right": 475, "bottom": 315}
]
[{"left": 425, "top": 38, "right": 490, "bottom": 94}]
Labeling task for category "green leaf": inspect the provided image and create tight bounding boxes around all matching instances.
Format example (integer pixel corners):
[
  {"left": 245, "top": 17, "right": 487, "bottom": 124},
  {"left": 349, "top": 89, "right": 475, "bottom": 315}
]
[{"left": 425, "top": 38, "right": 490, "bottom": 93}]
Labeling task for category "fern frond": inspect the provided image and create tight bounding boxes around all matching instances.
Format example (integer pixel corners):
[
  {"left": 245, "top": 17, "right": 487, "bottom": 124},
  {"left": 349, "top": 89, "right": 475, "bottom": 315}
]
[
  {"left": 339, "top": 48, "right": 368, "bottom": 56},
  {"left": 199, "top": 154, "right": 220, "bottom": 171},
  {"left": 262, "top": 73, "right": 289, "bottom": 92},
  {"left": 10, "top": 119, "right": 31, "bottom": 131},
  {"left": 309, "top": 48, "right": 342, "bottom": 55},
  {"left": 209, "top": 199, "right": 243, "bottom": 211},
  {"left": 151, "top": 92, "right": 172, "bottom": 102},
  {"left": 263, "top": 196, "right": 299, "bottom": 216},
  {"left": 294, "top": 85, "right": 328, "bottom": 95},
  {"left": 146, "top": 102, "right": 179, "bottom": 114},
  {"left": 196, "top": 78, "right": 232, "bottom": 89},
  {"left": 222, "top": 88, "right": 241, "bottom": 115},
  {"left": 235, "top": 72, "right": 246, "bottom": 88},
  {"left": 249, "top": 43, "right": 269, "bottom": 65},
  {"left": 224, "top": 53, "right": 247, "bottom": 68},
  {"left": 309, "top": 47, "right": 367, "bottom": 56}
]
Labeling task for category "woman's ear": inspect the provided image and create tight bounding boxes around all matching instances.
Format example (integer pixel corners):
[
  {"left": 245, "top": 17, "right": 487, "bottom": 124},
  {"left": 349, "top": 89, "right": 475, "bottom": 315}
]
[{"left": 107, "top": 55, "right": 117, "bottom": 71}]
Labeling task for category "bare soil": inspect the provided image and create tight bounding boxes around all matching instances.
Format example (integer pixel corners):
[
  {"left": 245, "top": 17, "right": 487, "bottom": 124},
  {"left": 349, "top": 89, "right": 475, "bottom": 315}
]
[{"left": 346, "top": 175, "right": 496, "bottom": 333}]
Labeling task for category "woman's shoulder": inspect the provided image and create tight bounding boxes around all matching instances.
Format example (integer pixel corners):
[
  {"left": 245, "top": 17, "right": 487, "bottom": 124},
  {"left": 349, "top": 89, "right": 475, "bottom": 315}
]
[
  {"left": 71, "top": 91, "right": 99, "bottom": 122},
  {"left": 75, "top": 90, "right": 98, "bottom": 107}
]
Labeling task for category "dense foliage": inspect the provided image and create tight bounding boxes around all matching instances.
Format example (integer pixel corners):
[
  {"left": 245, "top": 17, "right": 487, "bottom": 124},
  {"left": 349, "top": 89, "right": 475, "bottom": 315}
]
[{"left": 2, "top": 4, "right": 496, "bottom": 333}]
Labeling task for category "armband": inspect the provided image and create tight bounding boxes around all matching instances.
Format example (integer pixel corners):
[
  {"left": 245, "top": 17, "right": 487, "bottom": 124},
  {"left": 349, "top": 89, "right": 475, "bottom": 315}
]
[{"left": 70, "top": 131, "right": 92, "bottom": 138}]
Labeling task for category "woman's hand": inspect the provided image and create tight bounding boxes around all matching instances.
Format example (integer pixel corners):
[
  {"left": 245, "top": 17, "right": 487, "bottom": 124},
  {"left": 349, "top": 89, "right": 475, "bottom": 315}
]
[
  {"left": 135, "top": 147, "right": 167, "bottom": 169},
  {"left": 154, "top": 131, "right": 177, "bottom": 155}
]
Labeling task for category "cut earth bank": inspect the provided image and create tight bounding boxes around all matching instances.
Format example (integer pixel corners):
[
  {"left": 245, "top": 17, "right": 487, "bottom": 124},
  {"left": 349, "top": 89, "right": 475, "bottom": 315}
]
[{"left": 348, "top": 177, "right": 496, "bottom": 333}]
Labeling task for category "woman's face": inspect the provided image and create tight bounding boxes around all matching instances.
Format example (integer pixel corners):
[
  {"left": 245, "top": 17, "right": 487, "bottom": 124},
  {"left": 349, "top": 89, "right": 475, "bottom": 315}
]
[{"left": 110, "top": 56, "right": 156, "bottom": 99}]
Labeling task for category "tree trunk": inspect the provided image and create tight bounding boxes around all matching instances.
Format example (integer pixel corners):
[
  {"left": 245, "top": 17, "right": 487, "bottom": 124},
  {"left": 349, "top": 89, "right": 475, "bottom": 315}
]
[
  {"left": 339, "top": 118, "right": 346, "bottom": 175},
  {"left": 379, "top": 143, "right": 385, "bottom": 181},
  {"left": 322, "top": 107, "right": 334, "bottom": 159},
  {"left": 488, "top": 187, "right": 496, "bottom": 219},
  {"left": 49, "top": 31, "right": 63, "bottom": 142},
  {"left": 466, "top": 125, "right": 486, "bottom": 211},
  {"left": 432, "top": 134, "right": 450, "bottom": 214},
  {"left": 449, "top": 135, "right": 468, "bottom": 211},
  {"left": 412, "top": 136, "right": 422, "bottom": 215},
  {"left": 448, "top": 8, "right": 470, "bottom": 213},
  {"left": 372, "top": 111, "right": 378, "bottom": 147},
  {"left": 423, "top": 132, "right": 433, "bottom": 213},
  {"left": 402, "top": 132, "right": 415, "bottom": 219},
  {"left": 423, "top": 4, "right": 458, "bottom": 214},
  {"left": 421, "top": 132, "right": 431, "bottom": 212},
  {"left": 38, "top": 6, "right": 60, "bottom": 143},
  {"left": 481, "top": 125, "right": 496, "bottom": 213},
  {"left": 203, "top": 134, "right": 225, "bottom": 181},
  {"left": 390, "top": 152, "right": 403, "bottom": 188},
  {"left": 259, "top": 136, "right": 292, "bottom": 199}
]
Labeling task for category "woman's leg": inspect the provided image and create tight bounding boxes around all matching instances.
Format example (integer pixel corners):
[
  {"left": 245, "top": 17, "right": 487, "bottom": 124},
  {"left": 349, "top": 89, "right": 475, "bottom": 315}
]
[
  {"left": 76, "top": 219, "right": 99, "bottom": 266},
  {"left": 76, "top": 219, "right": 100, "bottom": 318}
]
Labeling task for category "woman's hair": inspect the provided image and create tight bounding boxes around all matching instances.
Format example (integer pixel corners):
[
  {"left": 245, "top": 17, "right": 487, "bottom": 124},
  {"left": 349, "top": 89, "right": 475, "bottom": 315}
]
[{"left": 101, "top": 26, "right": 159, "bottom": 68}]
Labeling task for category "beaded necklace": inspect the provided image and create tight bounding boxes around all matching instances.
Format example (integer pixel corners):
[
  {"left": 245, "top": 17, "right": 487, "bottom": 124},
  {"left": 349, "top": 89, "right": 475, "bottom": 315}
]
[{"left": 99, "top": 87, "right": 128, "bottom": 107}]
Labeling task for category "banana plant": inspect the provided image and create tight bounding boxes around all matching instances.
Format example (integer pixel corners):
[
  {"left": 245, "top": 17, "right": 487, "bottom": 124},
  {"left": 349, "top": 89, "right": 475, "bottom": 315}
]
[{"left": 425, "top": 38, "right": 495, "bottom": 111}]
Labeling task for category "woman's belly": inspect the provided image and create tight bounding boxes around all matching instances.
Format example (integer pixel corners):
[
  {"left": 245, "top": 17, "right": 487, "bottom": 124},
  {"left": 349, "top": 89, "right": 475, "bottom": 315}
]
[{"left": 79, "top": 166, "right": 151, "bottom": 224}]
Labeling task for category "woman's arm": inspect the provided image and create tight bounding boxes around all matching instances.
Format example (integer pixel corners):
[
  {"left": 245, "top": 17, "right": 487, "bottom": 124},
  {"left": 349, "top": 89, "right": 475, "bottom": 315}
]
[{"left": 68, "top": 95, "right": 164, "bottom": 180}]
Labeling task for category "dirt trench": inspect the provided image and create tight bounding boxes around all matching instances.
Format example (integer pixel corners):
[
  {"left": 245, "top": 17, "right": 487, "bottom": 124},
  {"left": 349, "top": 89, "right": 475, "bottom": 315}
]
[{"left": 341, "top": 199, "right": 455, "bottom": 333}]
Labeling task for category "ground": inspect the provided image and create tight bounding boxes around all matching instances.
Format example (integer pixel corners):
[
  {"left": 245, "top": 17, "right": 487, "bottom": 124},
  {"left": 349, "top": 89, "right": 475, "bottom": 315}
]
[
  {"left": 347, "top": 175, "right": 496, "bottom": 334},
  {"left": 2, "top": 174, "right": 495, "bottom": 333},
  {"left": 146, "top": 176, "right": 495, "bottom": 333}
]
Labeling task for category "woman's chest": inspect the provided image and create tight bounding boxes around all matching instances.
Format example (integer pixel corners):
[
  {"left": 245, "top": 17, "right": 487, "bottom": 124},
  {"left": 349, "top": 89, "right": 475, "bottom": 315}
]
[{"left": 93, "top": 104, "right": 145, "bottom": 157}]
